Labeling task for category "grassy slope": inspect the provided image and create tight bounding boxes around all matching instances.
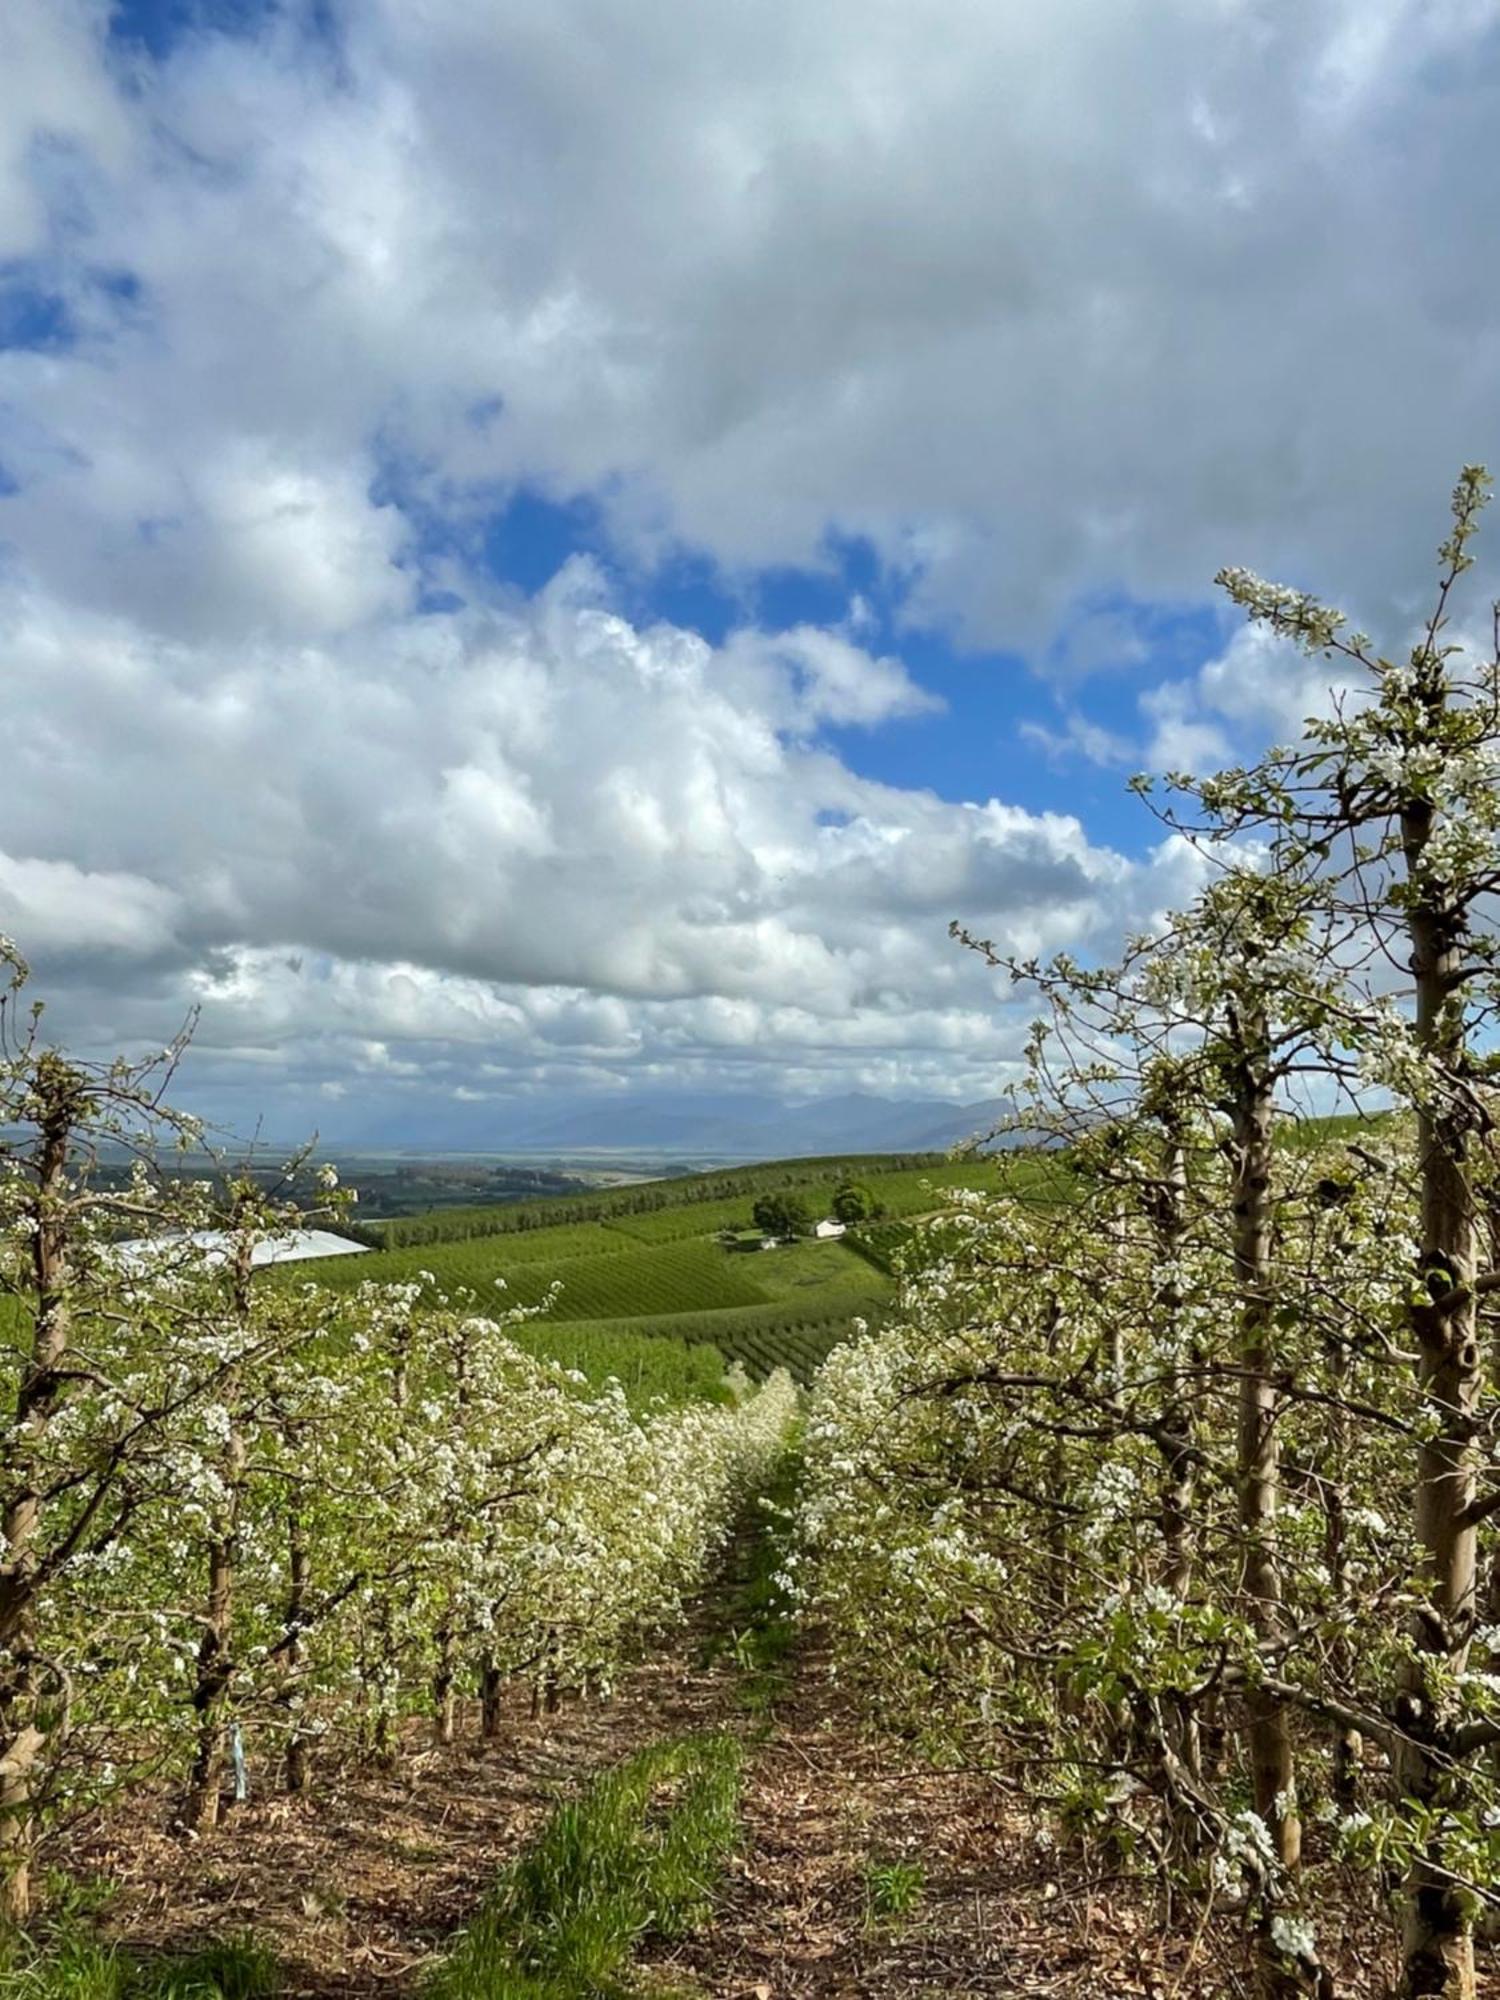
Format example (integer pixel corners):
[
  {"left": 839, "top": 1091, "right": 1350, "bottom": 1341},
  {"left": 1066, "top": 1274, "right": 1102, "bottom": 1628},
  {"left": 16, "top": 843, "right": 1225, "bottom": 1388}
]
[
  {"left": 369, "top": 1154, "right": 1001, "bottom": 1246},
  {"left": 295, "top": 1156, "right": 1007, "bottom": 1381},
  {"left": 298, "top": 1236, "right": 776, "bottom": 1316}
]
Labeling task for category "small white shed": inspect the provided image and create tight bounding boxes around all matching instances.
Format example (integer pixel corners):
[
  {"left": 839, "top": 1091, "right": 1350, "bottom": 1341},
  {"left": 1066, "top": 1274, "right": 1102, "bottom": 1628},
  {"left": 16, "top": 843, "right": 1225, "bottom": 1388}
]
[{"left": 814, "top": 1218, "right": 847, "bottom": 1239}]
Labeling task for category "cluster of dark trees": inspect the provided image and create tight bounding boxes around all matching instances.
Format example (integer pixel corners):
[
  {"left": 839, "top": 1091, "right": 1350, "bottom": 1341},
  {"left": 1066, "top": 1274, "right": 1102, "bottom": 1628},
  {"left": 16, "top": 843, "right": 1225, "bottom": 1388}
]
[
  {"left": 377, "top": 1156, "right": 930, "bottom": 1248},
  {"left": 745, "top": 1179, "right": 883, "bottom": 1242}
]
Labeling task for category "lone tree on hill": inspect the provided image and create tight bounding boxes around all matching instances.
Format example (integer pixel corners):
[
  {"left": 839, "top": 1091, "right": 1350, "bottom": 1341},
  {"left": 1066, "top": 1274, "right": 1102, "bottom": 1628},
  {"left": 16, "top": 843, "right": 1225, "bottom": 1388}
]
[
  {"left": 751, "top": 1193, "right": 809, "bottom": 1241},
  {"left": 831, "top": 1181, "right": 878, "bottom": 1225}
]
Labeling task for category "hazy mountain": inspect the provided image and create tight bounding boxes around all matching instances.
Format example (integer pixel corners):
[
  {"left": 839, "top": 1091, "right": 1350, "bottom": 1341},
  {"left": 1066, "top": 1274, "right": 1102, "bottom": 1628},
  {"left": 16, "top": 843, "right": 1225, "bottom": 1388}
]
[{"left": 321, "top": 1089, "right": 1018, "bottom": 1159}]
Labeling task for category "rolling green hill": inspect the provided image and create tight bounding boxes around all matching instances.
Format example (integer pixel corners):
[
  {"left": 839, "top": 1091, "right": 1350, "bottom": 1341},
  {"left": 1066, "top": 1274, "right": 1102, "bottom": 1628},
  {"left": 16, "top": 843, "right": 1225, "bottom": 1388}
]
[
  {"left": 363, "top": 1152, "right": 1001, "bottom": 1247},
  {"left": 294, "top": 1154, "right": 1009, "bottom": 1380}
]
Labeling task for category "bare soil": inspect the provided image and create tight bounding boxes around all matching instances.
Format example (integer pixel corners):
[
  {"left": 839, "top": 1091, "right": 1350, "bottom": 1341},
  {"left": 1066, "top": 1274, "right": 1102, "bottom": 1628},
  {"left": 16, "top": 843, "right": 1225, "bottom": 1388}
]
[{"left": 63, "top": 1547, "right": 1500, "bottom": 2000}]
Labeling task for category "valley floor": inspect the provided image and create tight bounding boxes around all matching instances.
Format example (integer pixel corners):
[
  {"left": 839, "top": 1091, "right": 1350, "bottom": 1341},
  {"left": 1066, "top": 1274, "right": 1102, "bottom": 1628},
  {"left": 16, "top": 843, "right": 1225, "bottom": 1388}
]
[{"left": 63, "top": 1493, "right": 1500, "bottom": 2000}]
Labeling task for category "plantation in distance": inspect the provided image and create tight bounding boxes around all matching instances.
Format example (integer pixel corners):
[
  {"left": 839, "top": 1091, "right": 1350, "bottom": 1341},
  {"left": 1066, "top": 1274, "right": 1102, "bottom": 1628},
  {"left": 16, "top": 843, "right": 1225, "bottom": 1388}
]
[{"left": 17, "top": 474, "right": 1500, "bottom": 1998}]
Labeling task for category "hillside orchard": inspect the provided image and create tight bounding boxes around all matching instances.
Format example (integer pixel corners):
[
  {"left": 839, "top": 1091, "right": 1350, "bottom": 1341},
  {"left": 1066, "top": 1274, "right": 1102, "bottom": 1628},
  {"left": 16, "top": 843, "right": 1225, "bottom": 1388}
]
[
  {"left": 14, "top": 475, "right": 1500, "bottom": 1999},
  {"left": 0, "top": 963, "right": 795, "bottom": 1923},
  {"left": 798, "top": 470, "right": 1500, "bottom": 2000}
]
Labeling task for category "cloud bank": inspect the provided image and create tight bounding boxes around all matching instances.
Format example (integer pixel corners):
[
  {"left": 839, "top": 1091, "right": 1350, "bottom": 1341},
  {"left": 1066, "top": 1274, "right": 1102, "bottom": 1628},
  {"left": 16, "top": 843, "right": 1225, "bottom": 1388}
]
[{"left": 2, "top": 0, "right": 1496, "bottom": 1132}]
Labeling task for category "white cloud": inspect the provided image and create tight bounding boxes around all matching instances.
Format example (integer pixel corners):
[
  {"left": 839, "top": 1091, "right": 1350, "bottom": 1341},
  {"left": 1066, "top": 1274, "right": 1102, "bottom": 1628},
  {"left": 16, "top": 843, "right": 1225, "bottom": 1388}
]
[
  {"left": 1019, "top": 712, "right": 1134, "bottom": 769},
  {"left": 1137, "top": 614, "right": 1402, "bottom": 772},
  {"left": 4, "top": 0, "right": 1500, "bottom": 649},
  {"left": 0, "top": 0, "right": 129, "bottom": 260},
  {"left": 0, "top": 570, "right": 1188, "bottom": 1118},
  {"left": 0, "top": 850, "right": 181, "bottom": 959},
  {"left": 4, "top": 0, "right": 1495, "bottom": 1126},
  {"left": 1140, "top": 681, "right": 1234, "bottom": 775}
]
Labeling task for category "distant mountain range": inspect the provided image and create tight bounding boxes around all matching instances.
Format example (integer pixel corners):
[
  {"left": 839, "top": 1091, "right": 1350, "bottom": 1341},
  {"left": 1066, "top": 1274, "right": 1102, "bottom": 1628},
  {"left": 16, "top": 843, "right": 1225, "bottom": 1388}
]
[{"left": 322, "top": 1090, "right": 1020, "bottom": 1161}]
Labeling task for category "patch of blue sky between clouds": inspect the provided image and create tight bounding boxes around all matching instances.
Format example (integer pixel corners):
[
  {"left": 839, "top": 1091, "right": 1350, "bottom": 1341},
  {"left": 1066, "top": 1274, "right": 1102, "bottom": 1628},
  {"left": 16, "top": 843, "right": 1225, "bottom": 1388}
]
[
  {"left": 0, "top": 276, "right": 71, "bottom": 352},
  {"left": 107, "top": 0, "right": 337, "bottom": 62},
  {"left": 392, "top": 456, "right": 1218, "bottom": 860},
  {"left": 0, "top": 262, "right": 143, "bottom": 355}
]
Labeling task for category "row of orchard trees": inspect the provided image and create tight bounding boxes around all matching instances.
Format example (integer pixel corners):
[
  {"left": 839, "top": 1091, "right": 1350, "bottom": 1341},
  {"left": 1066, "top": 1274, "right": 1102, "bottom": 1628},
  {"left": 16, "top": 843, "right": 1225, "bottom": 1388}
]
[
  {"left": 800, "top": 470, "right": 1500, "bottom": 1999},
  {"left": 0, "top": 959, "right": 795, "bottom": 1922}
]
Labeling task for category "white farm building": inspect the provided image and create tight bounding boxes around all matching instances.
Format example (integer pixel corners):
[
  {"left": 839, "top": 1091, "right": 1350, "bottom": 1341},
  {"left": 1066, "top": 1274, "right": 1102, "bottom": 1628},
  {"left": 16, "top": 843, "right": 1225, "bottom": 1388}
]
[{"left": 115, "top": 1229, "right": 370, "bottom": 1272}]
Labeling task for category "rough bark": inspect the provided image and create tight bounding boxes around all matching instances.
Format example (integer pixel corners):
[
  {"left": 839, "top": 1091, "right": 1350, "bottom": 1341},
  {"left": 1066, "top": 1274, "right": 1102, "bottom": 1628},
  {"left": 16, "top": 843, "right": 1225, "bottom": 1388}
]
[
  {"left": 1395, "top": 786, "right": 1481, "bottom": 2000},
  {"left": 281, "top": 1506, "right": 310, "bottom": 1794},
  {"left": 1323, "top": 1347, "right": 1361, "bottom": 1809},
  {"left": 480, "top": 1658, "right": 503, "bottom": 1740},
  {"left": 1149, "top": 1119, "right": 1204, "bottom": 1822},
  {"left": 1229, "top": 1011, "right": 1312, "bottom": 1999},
  {"left": 433, "top": 1617, "right": 457, "bottom": 1746},
  {"left": 0, "top": 1063, "right": 78, "bottom": 1918},
  {"left": 186, "top": 1508, "right": 240, "bottom": 1831}
]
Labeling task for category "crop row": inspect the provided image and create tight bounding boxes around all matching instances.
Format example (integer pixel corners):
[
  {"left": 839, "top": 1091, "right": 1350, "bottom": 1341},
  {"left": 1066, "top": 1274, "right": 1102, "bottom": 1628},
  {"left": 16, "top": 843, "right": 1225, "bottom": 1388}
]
[
  {"left": 541, "top": 1294, "right": 883, "bottom": 1383},
  {"left": 372, "top": 1152, "right": 972, "bottom": 1247},
  {"left": 294, "top": 1235, "right": 774, "bottom": 1322}
]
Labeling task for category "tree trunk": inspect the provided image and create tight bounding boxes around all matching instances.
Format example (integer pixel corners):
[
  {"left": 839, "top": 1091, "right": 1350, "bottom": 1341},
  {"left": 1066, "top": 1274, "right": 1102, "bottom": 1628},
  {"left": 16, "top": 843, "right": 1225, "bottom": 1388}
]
[
  {"left": 0, "top": 1067, "right": 78, "bottom": 1918},
  {"left": 365, "top": 1601, "right": 401, "bottom": 1768},
  {"left": 433, "top": 1616, "right": 457, "bottom": 1746},
  {"left": 0, "top": 1732, "right": 42, "bottom": 1925},
  {"left": 1229, "top": 1014, "right": 1313, "bottom": 1999},
  {"left": 186, "top": 1494, "right": 240, "bottom": 1832},
  {"left": 480, "top": 1658, "right": 503, "bottom": 1740},
  {"left": 1396, "top": 795, "right": 1480, "bottom": 2000},
  {"left": 185, "top": 1230, "right": 250, "bottom": 1834},
  {"left": 1324, "top": 1347, "right": 1360, "bottom": 1809},
  {"left": 281, "top": 1505, "right": 310, "bottom": 1794},
  {"left": 1149, "top": 1118, "right": 1204, "bottom": 1828},
  {"left": 1155, "top": 1121, "right": 1195, "bottom": 1605},
  {"left": 1232, "top": 1022, "right": 1300, "bottom": 1870}
]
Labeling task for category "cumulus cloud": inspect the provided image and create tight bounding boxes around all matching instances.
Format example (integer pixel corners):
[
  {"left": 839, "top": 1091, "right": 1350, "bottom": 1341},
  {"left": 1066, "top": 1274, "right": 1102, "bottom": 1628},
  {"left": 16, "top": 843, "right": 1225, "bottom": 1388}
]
[
  {"left": 3, "top": 1, "right": 1500, "bottom": 646},
  {"left": 0, "top": 564, "right": 1196, "bottom": 1121},
  {"left": 0, "top": 850, "right": 181, "bottom": 959},
  {"left": 1, "top": 0, "right": 1489, "bottom": 1128}
]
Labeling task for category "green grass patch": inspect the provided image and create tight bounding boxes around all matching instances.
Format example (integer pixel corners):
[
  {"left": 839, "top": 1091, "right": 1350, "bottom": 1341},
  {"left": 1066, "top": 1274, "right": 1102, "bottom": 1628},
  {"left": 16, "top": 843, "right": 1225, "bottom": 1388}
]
[
  {"left": 742, "top": 1239, "right": 884, "bottom": 1307},
  {"left": 0, "top": 1931, "right": 278, "bottom": 1999},
  {"left": 861, "top": 1857, "right": 926, "bottom": 1930},
  {"left": 293, "top": 1238, "right": 771, "bottom": 1319},
  {"left": 423, "top": 1735, "right": 742, "bottom": 2000},
  {"left": 705, "top": 1447, "right": 802, "bottom": 1719}
]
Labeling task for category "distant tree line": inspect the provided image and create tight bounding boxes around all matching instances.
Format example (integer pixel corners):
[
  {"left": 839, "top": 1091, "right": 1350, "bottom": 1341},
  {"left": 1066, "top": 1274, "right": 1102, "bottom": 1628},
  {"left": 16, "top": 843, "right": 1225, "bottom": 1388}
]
[{"left": 373, "top": 1155, "right": 946, "bottom": 1249}]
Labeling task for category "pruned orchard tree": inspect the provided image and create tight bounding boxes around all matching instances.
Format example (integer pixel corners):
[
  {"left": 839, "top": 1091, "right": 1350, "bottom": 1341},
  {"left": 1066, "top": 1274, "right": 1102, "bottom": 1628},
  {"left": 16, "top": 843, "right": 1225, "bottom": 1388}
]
[
  {"left": 0, "top": 939, "right": 799, "bottom": 1924},
  {"left": 0, "top": 940, "right": 220, "bottom": 1918},
  {"left": 802, "top": 469, "right": 1500, "bottom": 1999},
  {"left": 1189, "top": 467, "right": 1500, "bottom": 1999},
  {"left": 954, "top": 839, "right": 1357, "bottom": 1997}
]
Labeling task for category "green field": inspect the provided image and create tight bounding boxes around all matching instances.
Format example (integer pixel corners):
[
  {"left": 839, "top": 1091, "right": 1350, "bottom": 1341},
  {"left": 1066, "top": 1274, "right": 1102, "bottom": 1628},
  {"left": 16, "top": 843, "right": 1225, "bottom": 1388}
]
[
  {"left": 293, "top": 1154, "right": 1007, "bottom": 1382},
  {"left": 368, "top": 1152, "right": 1002, "bottom": 1247},
  {"left": 300, "top": 1235, "right": 775, "bottom": 1316}
]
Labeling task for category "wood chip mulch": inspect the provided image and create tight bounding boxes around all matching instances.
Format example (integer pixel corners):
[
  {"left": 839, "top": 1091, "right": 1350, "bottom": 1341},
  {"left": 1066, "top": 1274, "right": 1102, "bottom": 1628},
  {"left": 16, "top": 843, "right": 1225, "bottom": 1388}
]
[
  {"left": 65, "top": 1635, "right": 729, "bottom": 1997},
  {"left": 56, "top": 1585, "right": 1500, "bottom": 1999}
]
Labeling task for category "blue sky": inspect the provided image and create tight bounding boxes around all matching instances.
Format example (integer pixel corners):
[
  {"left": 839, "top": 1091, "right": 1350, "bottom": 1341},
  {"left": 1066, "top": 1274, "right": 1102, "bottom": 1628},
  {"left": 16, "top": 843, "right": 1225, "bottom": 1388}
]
[
  {"left": 1, "top": 0, "right": 1498, "bottom": 1140},
  {"left": 473, "top": 487, "right": 1191, "bottom": 845}
]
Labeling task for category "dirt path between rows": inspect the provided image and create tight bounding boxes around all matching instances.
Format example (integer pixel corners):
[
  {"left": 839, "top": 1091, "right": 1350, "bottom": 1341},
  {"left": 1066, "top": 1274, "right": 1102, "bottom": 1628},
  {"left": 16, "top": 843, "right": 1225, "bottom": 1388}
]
[
  {"left": 72, "top": 1598, "right": 740, "bottom": 1996},
  {"left": 68, "top": 1476, "right": 1500, "bottom": 2000}
]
